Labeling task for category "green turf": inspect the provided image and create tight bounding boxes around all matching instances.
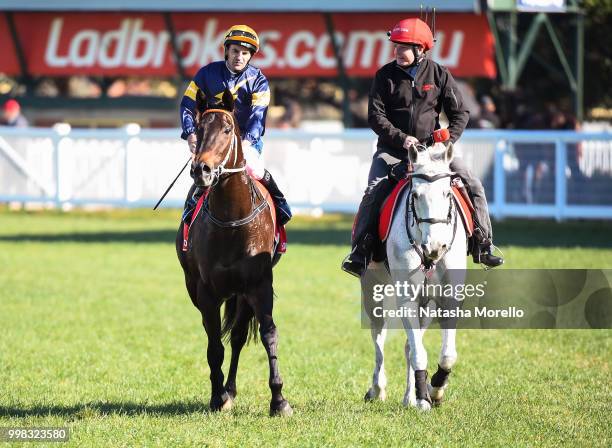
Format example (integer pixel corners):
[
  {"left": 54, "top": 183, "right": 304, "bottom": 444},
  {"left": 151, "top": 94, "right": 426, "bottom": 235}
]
[{"left": 0, "top": 210, "right": 610, "bottom": 447}]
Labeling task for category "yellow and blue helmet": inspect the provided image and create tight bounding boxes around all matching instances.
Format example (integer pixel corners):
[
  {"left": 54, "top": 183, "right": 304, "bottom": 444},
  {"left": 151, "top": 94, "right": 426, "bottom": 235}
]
[{"left": 224, "top": 25, "right": 260, "bottom": 54}]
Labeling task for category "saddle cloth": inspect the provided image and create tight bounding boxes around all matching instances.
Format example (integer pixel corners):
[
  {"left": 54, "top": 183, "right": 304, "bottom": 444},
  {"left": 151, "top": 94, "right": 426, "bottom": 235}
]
[
  {"left": 378, "top": 177, "right": 475, "bottom": 243},
  {"left": 182, "top": 180, "right": 287, "bottom": 257}
]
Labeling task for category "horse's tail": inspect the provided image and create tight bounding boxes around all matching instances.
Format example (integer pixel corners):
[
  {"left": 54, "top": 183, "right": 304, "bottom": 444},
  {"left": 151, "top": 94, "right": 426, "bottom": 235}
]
[{"left": 221, "top": 295, "right": 259, "bottom": 344}]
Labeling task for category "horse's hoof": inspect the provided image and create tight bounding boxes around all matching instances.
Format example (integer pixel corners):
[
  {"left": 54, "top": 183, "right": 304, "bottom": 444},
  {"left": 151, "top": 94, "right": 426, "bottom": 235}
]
[
  {"left": 364, "top": 386, "right": 386, "bottom": 402},
  {"left": 270, "top": 400, "right": 293, "bottom": 417},
  {"left": 402, "top": 393, "right": 416, "bottom": 408},
  {"left": 225, "top": 386, "right": 237, "bottom": 400},
  {"left": 209, "top": 392, "right": 232, "bottom": 412},
  {"left": 416, "top": 399, "right": 432, "bottom": 411},
  {"left": 378, "top": 388, "right": 386, "bottom": 401},
  {"left": 220, "top": 396, "right": 234, "bottom": 411},
  {"left": 428, "top": 384, "right": 445, "bottom": 406}
]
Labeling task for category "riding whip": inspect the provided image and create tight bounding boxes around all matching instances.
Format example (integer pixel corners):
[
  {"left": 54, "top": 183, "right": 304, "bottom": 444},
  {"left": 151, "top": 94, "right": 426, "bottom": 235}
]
[{"left": 153, "top": 157, "right": 191, "bottom": 210}]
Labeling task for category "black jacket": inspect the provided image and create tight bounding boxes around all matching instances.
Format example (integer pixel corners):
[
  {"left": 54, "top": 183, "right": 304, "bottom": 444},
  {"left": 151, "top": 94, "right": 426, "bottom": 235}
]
[{"left": 368, "top": 59, "right": 469, "bottom": 150}]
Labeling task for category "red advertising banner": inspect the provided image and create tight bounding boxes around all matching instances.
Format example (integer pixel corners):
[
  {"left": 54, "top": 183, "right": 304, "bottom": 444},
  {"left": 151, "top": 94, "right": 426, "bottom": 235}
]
[
  {"left": 3, "top": 12, "right": 496, "bottom": 78},
  {"left": 0, "top": 15, "right": 21, "bottom": 76}
]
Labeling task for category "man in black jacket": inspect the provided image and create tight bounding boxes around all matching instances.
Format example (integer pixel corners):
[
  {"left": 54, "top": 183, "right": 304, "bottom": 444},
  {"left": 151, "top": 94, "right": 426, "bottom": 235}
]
[{"left": 342, "top": 17, "right": 503, "bottom": 277}]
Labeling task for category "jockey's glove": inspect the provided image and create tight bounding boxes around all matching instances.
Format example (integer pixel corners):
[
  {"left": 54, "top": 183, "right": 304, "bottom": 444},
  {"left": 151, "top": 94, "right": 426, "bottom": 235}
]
[{"left": 389, "top": 162, "right": 410, "bottom": 182}]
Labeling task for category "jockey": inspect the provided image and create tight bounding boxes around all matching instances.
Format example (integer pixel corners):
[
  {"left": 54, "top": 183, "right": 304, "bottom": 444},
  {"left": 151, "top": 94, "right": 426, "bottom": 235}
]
[
  {"left": 341, "top": 17, "right": 503, "bottom": 277},
  {"left": 180, "top": 24, "right": 292, "bottom": 226}
]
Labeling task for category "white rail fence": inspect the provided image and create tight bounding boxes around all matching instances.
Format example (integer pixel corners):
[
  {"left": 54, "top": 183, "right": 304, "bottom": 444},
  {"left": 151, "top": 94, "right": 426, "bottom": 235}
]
[{"left": 1, "top": 127, "right": 611, "bottom": 220}]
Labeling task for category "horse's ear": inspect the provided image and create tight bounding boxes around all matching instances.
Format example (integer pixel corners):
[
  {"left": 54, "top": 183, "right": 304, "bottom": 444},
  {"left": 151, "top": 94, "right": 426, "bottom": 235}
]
[
  {"left": 195, "top": 89, "right": 207, "bottom": 114},
  {"left": 222, "top": 88, "right": 234, "bottom": 112},
  {"left": 408, "top": 144, "right": 419, "bottom": 164},
  {"left": 444, "top": 142, "right": 454, "bottom": 164}
]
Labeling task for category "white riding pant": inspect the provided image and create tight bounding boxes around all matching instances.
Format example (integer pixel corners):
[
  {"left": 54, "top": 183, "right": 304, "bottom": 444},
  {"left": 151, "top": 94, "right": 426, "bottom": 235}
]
[{"left": 243, "top": 144, "right": 265, "bottom": 180}]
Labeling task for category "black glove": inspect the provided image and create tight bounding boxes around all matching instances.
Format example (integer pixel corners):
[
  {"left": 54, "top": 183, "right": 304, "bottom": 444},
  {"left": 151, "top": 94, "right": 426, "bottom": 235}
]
[{"left": 389, "top": 162, "right": 409, "bottom": 182}]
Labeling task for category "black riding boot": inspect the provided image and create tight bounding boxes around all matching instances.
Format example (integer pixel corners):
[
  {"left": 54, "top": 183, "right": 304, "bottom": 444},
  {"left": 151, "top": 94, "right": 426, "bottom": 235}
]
[
  {"left": 260, "top": 169, "right": 292, "bottom": 226},
  {"left": 341, "top": 191, "right": 381, "bottom": 278},
  {"left": 471, "top": 228, "right": 504, "bottom": 268}
]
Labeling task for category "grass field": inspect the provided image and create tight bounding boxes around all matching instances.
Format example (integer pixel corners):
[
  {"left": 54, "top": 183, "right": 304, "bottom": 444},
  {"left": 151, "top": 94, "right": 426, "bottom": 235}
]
[{"left": 0, "top": 209, "right": 611, "bottom": 447}]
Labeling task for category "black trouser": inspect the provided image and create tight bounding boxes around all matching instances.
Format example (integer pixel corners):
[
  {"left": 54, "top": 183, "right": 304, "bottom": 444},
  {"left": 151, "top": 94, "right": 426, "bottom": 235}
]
[
  {"left": 448, "top": 157, "right": 492, "bottom": 239},
  {"left": 351, "top": 148, "right": 402, "bottom": 252},
  {"left": 351, "top": 146, "right": 493, "bottom": 251}
]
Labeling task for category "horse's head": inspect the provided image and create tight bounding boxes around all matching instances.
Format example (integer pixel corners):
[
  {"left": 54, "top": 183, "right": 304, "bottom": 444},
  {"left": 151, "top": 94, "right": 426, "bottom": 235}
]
[
  {"left": 407, "top": 142, "right": 455, "bottom": 265},
  {"left": 192, "top": 89, "right": 243, "bottom": 186}
]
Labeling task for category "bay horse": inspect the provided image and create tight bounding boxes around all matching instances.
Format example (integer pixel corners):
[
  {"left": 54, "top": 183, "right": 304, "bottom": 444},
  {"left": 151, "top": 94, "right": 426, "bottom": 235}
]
[
  {"left": 176, "top": 89, "right": 292, "bottom": 416},
  {"left": 362, "top": 142, "right": 467, "bottom": 411}
]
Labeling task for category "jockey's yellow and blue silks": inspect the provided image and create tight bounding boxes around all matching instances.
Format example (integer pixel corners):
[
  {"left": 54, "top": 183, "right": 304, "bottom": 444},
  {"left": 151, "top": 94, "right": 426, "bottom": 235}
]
[{"left": 180, "top": 61, "right": 270, "bottom": 148}]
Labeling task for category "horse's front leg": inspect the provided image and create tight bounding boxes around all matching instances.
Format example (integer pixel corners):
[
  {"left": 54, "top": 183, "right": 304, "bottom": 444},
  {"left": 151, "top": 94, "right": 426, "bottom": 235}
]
[
  {"left": 429, "top": 328, "right": 457, "bottom": 405},
  {"left": 362, "top": 264, "right": 389, "bottom": 402},
  {"left": 401, "top": 299, "right": 432, "bottom": 411},
  {"left": 224, "top": 297, "right": 254, "bottom": 402},
  {"left": 249, "top": 280, "right": 293, "bottom": 417},
  {"left": 428, "top": 263, "right": 463, "bottom": 405},
  {"left": 401, "top": 338, "right": 415, "bottom": 406},
  {"left": 364, "top": 326, "right": 388, "bottom": 401},
  {"left": 197, "top": 283, "right": 231, "bottom": 411}
]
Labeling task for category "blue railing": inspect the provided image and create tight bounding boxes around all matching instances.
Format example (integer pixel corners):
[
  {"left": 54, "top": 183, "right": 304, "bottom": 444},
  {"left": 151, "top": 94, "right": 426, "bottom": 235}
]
[{"left": 0, "top": 126, "right": 610, "bottom": 220}]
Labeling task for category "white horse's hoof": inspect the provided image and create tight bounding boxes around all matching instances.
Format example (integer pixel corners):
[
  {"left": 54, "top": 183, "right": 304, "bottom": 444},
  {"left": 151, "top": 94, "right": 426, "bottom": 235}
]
[
  {"left": 416, "top": 399, "right": 432, "bottom": 411},
  {"left": 378, "top": 388, "right": 386, "bottom": 401},
  {"left": 428, "top": 383, "right": 445, "bottom": 401},
  {"left": 220, "top": 396, "right": 234, "bottom": 411},
  {"left": 402, "top": 393, "right": 416, "bottom": 407}
]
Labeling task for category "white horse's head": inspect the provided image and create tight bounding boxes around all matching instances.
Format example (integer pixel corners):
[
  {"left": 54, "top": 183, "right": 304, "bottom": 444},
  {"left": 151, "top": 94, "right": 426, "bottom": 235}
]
[{"left": 407, "top": 142, "right": 455, "bottom": 265}]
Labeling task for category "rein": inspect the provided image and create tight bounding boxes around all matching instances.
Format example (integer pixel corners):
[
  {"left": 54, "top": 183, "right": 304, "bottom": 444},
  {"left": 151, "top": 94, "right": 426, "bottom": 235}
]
[
  {"left": 198, "top": 108, "right": 268, "bottom": 228},
  {"left": 405, "top": 172, "right": 458, "bottom": 273}
]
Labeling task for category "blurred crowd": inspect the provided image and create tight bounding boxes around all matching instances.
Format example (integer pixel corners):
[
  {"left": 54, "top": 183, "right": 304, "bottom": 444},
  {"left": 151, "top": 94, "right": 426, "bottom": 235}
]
[
  {"left": 0, "top": 99, "right": 28, "bottom": 127},
  {"left": 0, "top": 74, "right": 590, "bottom": 132}
]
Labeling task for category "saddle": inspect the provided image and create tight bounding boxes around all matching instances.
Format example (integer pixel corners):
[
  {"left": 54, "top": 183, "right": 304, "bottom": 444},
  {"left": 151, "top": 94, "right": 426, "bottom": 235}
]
[
  {"left": 182, "top": 180, "right": 287, "bottom": 261},
  {"left": 375, "top": 177, "right": 474, "bottom": 257}
]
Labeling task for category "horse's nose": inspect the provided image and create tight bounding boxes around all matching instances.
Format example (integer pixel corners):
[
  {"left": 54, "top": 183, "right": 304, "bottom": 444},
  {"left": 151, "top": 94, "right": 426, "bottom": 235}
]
[
  {"left": 202, "top": 164, "right": 212, "bottom": 174},
  {"left": 422, "top": 242, "right": 444, "bottom": 261}
]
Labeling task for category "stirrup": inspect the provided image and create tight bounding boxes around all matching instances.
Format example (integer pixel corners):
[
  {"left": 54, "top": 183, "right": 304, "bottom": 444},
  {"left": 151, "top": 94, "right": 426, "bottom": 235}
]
[
  {"left": 341, "top": 251, "right": 368, "bottom": 278},
  {"left": 476, "top": 244, "right": 505, "bottom": 270}
]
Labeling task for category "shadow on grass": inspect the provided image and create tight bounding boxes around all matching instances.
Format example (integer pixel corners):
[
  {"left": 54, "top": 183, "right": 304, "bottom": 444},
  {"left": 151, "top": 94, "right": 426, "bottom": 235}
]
[
  {"left": 0, "top": 228, "right": 352, "bottom": 246},
  {"left": 0, "top": 219, "right": 610, "bottom": 248},
  {"left": 0, "top": 401, "right": 214, "bottom": 418}
]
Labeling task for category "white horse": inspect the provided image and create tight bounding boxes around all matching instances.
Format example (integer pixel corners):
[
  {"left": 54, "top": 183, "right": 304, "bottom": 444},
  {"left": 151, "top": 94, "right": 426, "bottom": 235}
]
[{"left": 362, "top": 142, "right": 467, "bottom": 411}]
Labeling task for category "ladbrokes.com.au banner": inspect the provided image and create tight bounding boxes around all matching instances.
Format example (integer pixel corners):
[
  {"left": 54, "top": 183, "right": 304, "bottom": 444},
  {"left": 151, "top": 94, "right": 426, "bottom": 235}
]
[
  {"left": 0, "top": 12, "right": 496, "bottom": 78},
  {"left": 361, "top": 269, "right": 612, "bottom": 329}
]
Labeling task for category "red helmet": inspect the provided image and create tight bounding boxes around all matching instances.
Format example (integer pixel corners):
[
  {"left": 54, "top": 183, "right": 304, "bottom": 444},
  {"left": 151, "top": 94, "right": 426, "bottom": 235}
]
[
  {"left": 388, "top": 18, "right": 434, "bottom": 51},
  {"left": 3, "top": 99, "right": 20, "bottom": 113}
]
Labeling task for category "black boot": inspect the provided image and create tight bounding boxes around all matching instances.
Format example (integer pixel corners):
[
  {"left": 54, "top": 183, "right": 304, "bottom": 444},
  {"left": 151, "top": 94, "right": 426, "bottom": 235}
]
[
  {"left": 341, "top": 188, "right": 383, "bottom": 278},
  {"left": 341, "top": 233, "right": 374, "bottom": 278},
  {"left": 182, "top": 185, "right": 207, "bottom": 225},
  {"left": 472, "top": 228, "right": 504, "bottom": 268},
  {"left": 261, "top": 169, "right": 292, "bottom": 226}
]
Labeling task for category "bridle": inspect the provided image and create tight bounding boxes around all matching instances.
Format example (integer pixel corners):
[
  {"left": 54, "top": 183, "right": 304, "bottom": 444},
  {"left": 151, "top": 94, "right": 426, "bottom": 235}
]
[
  {"left": 197, "top": 108, "right": 268, "bottom": 228},
  {"left": 198, "top": 108, "right": 246, "bottom": 183},
  {"left": 410, "top": 173, "right": 454, "bottom": 225},
  {"left": 405, "top": 171, "right": 458, "bottom": 273}
]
